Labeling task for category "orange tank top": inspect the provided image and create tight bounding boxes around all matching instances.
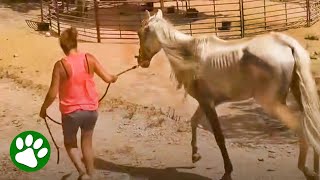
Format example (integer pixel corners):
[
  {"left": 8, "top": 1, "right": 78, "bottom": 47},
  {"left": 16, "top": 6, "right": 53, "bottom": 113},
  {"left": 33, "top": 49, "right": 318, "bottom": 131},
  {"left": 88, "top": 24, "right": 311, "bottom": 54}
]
[{"left": 59, "top": 53, "right": 99, "bottom": 114}]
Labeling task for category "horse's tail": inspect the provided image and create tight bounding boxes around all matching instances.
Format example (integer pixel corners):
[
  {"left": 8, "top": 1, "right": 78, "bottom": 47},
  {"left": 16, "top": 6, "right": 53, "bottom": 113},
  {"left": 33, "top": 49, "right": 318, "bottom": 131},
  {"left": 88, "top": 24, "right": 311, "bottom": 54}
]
[{"left": 272, "top": 32, "right": 320, "bottom": 153}]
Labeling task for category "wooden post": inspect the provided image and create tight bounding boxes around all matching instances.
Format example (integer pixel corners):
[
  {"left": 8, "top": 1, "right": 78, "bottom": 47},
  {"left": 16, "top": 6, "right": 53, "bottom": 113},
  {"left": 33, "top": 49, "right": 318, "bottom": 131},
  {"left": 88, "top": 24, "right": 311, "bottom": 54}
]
[
  {"left": 54, "top": 0, "right": 60, "bottom": 35},
  {"left": 40, "top": 0, "right": 44, "bottom": 22},
  {"left": 117, "top": 3, "right": 122, "bottom": 39},
  {"left": 48, "top": 0, "right": 52, "bottom": 27},
  {"left": 66, "top": 0, "right": 69, "bottom": 12},
  {"left": 239, "top": 0, "right": 244, "bottom": 38},
  {"left": 285, "top": 2, "right": 288, "bottom": 29},
  {"left": 160, "top": 0, "right": 164, "bottom": 11},
  {"left": 306, "top": 0, "right": 311, "bottom": 26},
  {"left": 213, "top": 0, "right": 217, "bottom": 35},
  {"left": 94, "top": 0, "right": 101, "bottom": 43},
  {"left": 176, "top": 0, "right": 179, "bottom": 14},
  {"left": 263, "top": 0, "right": 266, "bottom": 30},
  {"left": 185, "top": 0, "right": 188, "bottom": 11}
]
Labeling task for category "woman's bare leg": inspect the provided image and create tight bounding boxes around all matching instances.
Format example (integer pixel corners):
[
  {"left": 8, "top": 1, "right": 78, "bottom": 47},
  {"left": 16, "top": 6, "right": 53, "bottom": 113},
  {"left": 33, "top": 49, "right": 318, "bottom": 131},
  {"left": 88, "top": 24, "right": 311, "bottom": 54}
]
[
  {"left": 65, "top": 143, "right": 87, "bottom": 176},
  {"left": 81, "top": 130, "right": 95, "bottom": 177}
]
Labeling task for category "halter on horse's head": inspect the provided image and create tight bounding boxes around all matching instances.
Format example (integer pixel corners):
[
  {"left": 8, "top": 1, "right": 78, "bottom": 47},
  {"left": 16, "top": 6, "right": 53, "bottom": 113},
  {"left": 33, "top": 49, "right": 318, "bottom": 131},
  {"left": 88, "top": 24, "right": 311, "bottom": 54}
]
[{"left": 137, "top": 10, "right": 164, "bottom": 68}]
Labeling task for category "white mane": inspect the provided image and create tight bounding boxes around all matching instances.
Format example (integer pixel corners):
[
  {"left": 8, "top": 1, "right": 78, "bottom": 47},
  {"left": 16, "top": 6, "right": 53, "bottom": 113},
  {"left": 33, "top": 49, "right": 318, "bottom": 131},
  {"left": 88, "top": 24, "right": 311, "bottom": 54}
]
[{"left": 149, "top": 17, "right": 242, "bottom": 92}]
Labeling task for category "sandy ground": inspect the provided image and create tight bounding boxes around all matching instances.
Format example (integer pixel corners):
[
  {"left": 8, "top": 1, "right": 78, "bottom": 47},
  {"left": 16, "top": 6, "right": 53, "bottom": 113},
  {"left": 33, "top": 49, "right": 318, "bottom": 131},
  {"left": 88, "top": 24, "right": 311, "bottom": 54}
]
[{"left": 1, "top": 2, "right": 320, "bottom": 180}]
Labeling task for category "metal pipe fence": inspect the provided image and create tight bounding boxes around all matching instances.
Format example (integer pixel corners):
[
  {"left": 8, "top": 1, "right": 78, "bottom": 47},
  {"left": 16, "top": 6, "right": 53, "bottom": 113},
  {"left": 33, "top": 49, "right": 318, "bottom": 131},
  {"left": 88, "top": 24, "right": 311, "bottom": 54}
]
[{"left": 41, "top": 0, "right": 320, "bottom": 42}]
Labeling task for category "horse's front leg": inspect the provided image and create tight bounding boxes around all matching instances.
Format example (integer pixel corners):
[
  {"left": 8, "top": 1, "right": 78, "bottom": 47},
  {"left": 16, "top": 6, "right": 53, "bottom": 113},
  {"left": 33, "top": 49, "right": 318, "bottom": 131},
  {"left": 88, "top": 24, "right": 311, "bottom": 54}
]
[
  {"left": 192, "top": 79, "right": 233, "bottom": 180},
  {"left": 191, "top": 105, "right": 203, "bottom": 163},
  {"left": 199, "top": 101, "right": 233, "bottom": 180}
]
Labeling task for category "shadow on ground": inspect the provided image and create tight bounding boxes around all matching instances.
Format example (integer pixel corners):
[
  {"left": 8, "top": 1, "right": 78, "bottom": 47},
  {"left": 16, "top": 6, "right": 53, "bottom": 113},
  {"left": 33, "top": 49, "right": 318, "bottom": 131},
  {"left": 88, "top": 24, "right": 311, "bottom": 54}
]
[
  {"left": 94, "top": 158, "right": 211, "bottom": 180},
  {"left": 199, "top": 98, "right": 300, "bottom": 145}
]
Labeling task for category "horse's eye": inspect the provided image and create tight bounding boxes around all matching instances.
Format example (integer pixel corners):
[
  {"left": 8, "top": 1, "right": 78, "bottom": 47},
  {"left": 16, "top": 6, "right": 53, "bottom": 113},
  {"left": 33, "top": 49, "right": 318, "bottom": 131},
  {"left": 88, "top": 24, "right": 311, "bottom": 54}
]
[{"left": 145, "top": 26, "right": 150, "bottom": 33}]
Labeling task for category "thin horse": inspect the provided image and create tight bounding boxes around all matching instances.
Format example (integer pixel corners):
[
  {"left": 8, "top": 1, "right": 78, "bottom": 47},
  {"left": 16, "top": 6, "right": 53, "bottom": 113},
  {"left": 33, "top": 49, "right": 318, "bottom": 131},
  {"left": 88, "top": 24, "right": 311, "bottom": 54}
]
[{"left": 137, "top": 9, "right": 320, "bottom": 180}]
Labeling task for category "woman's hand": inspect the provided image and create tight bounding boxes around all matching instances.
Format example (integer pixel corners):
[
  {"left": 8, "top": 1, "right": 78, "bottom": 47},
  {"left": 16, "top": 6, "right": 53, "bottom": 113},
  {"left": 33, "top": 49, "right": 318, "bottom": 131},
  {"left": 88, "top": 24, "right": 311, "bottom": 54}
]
[
  {"left": 111, "top": 75, "right": 118, "bottom": 83},
  {"left": 39, "top": 107, "right": 47, "bottom": 119}
]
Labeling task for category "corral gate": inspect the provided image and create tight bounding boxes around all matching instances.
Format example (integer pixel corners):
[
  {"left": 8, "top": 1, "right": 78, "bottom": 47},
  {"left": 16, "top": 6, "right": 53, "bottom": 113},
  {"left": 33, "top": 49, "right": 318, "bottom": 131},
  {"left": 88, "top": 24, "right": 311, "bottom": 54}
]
[{"left": 42, "top": 0, "right": 320, "bottom": 42}]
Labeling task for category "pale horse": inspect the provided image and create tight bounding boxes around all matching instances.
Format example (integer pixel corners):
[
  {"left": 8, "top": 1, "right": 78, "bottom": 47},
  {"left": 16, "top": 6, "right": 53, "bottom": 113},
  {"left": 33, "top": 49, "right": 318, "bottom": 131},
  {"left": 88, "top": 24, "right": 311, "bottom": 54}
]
[{"left": 137, "top": 9, "right": 320, "bottom": 180}]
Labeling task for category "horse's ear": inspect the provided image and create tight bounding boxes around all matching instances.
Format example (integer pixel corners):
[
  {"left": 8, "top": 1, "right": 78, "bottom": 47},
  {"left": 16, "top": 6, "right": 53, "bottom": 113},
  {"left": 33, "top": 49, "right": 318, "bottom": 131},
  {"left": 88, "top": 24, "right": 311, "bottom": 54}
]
[
  {"left": 145, "top": 25, "right": 150, "bottom": 32},
  {"left": 145, "top": 10, "right": 151, "bottom": 19},
  {"left": 156, "top": 9, "right": 163, "bottom": 19}
]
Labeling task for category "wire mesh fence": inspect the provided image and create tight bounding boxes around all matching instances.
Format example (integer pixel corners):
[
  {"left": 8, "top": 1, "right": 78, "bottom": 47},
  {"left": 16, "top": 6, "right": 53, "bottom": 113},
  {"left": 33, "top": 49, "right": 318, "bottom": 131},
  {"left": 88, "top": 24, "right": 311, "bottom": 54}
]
[{"left": 41, "top": 0, "right": 320, "bottom": 42}]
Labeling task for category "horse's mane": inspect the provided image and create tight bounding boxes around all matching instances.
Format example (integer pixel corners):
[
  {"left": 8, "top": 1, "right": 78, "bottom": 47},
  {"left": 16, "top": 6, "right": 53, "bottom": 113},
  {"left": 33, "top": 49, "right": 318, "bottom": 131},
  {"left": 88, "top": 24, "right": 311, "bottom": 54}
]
[{"left": 151, "top": 17, "right": 242, "bottom": 93}]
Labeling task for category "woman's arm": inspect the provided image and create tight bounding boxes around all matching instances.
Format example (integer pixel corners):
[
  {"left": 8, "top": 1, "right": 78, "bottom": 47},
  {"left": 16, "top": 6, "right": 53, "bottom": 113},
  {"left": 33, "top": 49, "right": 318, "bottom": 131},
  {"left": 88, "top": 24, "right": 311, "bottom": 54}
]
[
  {"left": 86, "top": 53, "right": 117, "bottom": 83},
  {"left": 39, "top": 61, "right": 60, "bottom": 118}
]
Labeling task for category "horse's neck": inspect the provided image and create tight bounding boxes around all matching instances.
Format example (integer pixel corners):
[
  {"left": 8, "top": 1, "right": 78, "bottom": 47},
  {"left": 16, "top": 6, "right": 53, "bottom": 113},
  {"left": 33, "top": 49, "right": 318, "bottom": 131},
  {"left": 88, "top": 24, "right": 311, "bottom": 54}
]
[
  {"left": 153, "top": 20, "right": 191, "bottom": 44},
  {"left": 154, "top": 23, "right": 198, "bottom": 90},
  {"left": 154, "top": 23, "right": 195, "bottom": 65}
]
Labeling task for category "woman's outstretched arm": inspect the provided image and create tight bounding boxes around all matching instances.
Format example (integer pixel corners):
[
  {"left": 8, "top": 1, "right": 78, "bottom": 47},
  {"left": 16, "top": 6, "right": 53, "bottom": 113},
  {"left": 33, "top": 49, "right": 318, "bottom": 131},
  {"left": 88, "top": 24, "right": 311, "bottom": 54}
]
[
  {"left": 86, "top": 53, "right": 117, "bottom": 83},
  {"left": 39, "top": 61, "right": 60, "bottom": 118}
]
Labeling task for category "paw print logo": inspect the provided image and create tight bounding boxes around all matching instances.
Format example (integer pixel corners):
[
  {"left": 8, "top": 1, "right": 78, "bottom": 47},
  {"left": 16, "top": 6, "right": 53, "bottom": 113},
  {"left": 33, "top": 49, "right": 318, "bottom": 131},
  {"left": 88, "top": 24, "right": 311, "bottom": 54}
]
[{"left": 10, "top": 131, "right": 51, "bottom": 172}]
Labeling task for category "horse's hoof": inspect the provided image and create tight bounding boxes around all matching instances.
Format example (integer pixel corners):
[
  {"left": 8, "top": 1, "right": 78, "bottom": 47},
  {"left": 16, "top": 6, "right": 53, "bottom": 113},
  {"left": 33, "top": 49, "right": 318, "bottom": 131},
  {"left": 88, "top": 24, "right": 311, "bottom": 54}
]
[
  {"left": 306, "top": 175, "right": 318, "bottom": 180},
  {"left": 303, "top": 167, "right": 319, "bottom": 180},
  {"left": 305, "top": 172, "right": 318, "bottom": 180},
  {"left": 220, "top": 173, "right": 232, "bottom": 180},
  {"left": 306, "top": 174, "right": 319, "bottom": 180},
  {"left": 192, "top": 153, "right": 201, "bottom": 163}
]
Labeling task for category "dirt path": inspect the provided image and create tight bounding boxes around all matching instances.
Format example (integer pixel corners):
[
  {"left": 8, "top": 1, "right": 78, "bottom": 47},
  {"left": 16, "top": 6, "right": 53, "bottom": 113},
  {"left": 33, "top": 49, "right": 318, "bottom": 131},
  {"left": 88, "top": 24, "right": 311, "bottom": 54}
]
[
  {"left": 1, "top": 2, "right": 320, "bottom": 180},
  {"left": 0, "top": 78, "right": 309, "bottom": 180}
]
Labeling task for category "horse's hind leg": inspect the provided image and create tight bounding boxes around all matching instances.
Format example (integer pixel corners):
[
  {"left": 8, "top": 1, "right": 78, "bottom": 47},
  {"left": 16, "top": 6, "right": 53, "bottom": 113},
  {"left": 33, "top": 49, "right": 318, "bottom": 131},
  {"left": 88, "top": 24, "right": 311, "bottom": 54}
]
[
  {"left": 299, "top": 138, "right": 318, "bottom": 180},
  {"left": 291, "top": 80, "right": 319, "bottom": 180},
  {"left": 256, "top": 91, "right": 317, "bottom": 180},
  {"left": 190, "top": 106, "right": 203, "bottom": 163}
]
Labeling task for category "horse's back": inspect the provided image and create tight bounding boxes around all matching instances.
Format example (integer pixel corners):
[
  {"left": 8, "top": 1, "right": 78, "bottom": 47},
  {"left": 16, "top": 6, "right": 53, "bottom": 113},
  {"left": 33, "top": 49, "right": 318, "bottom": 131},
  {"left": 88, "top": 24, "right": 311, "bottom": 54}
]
[{"left": 200, "top": 32, "right": 295, "bottom": 103}]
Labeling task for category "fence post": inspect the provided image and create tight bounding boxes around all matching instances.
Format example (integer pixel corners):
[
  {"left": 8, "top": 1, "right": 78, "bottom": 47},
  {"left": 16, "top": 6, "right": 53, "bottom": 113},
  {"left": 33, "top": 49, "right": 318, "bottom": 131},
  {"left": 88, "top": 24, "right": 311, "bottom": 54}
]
[
  {"left": 306, "top": 0, "right": 311, "bottom": 26},
  {"left": 117, "top": 4, "right": 122, "bottom": 39},
  {"left": 263, "top": 0, "right": 266, "bottom": 30},
  {"left": 212, "top": 0, "right": 217, "bottom": 35},
  {"left": 94, "top": 0, "right": 101, "bottom": 43},
  {"left": 285, "top": 2, "right": 288, "bottom": 29},
  {"left": 239, "top": 0, "right": 244, "bottom": 38},
  {"left": 160, "top": 0, "right": 164, "bottom": 11},
  {"left": 48, "top": 1, "right": 52, "bottom": 27},
  {"left": 189, "top": 21, "right": 192, "bottom": 36},
  {"left": 66, "top": 0, "right": 69, "bottom": 12},
  {"left": 54, "top": 0, "right": 60, "bottom": 35},
  {"left": 40, "top": 0, "right": 44, "bottom": 22}
]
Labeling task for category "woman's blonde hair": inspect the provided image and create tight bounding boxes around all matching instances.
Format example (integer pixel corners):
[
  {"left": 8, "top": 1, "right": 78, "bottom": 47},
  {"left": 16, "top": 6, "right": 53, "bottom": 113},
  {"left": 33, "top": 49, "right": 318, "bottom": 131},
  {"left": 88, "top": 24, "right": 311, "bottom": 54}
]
[{"left": 59, "top": 27, "right": 78, "bottom": 54}]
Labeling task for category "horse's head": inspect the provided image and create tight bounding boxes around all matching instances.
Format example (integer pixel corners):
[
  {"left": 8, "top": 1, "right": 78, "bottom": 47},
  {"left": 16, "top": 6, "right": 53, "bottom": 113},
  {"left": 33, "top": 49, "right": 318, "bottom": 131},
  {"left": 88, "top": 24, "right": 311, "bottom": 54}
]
[{"left": 137, "top": 9, "right": 163, "bottom": 68}]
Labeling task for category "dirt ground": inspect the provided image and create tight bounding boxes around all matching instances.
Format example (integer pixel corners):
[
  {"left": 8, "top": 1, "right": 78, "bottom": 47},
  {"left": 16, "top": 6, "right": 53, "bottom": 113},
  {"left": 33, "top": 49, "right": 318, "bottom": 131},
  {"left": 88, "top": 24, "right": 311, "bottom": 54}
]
[{"left": 1, "top": 2, "right": 320, "bottom": 180}]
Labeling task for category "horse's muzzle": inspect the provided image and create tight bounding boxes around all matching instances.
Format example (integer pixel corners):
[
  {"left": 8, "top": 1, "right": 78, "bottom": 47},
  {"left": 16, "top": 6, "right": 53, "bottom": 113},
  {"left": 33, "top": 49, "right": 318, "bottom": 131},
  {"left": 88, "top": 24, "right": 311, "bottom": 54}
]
[
  {"left": 139, "top": 61, "right": 150, "bottom": 68},
  {"left": 135, "top": 55, "right": 150, "bottom": 68}
]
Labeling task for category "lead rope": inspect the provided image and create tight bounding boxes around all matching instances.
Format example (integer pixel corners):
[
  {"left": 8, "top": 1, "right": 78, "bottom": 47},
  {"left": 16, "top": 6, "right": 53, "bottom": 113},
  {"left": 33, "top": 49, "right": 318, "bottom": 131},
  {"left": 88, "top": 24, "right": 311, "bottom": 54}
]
[{"left": 44, "top": 64, "right": 139, "bottom": 164}]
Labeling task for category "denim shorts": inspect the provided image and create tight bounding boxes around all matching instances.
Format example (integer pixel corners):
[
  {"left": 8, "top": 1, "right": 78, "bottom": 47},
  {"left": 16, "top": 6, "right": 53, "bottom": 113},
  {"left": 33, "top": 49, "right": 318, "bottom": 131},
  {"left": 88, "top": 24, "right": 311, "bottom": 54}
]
[{"left": 61, "top": 110, "right": 98, "bottom": 147}]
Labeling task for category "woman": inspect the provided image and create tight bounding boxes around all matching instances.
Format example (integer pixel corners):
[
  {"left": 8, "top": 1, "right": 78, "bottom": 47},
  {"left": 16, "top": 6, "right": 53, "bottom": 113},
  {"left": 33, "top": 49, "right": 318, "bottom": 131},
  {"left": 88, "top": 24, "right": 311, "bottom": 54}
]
[{"left": 40, "top": 27, "right": 117, "bottom": 180}]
